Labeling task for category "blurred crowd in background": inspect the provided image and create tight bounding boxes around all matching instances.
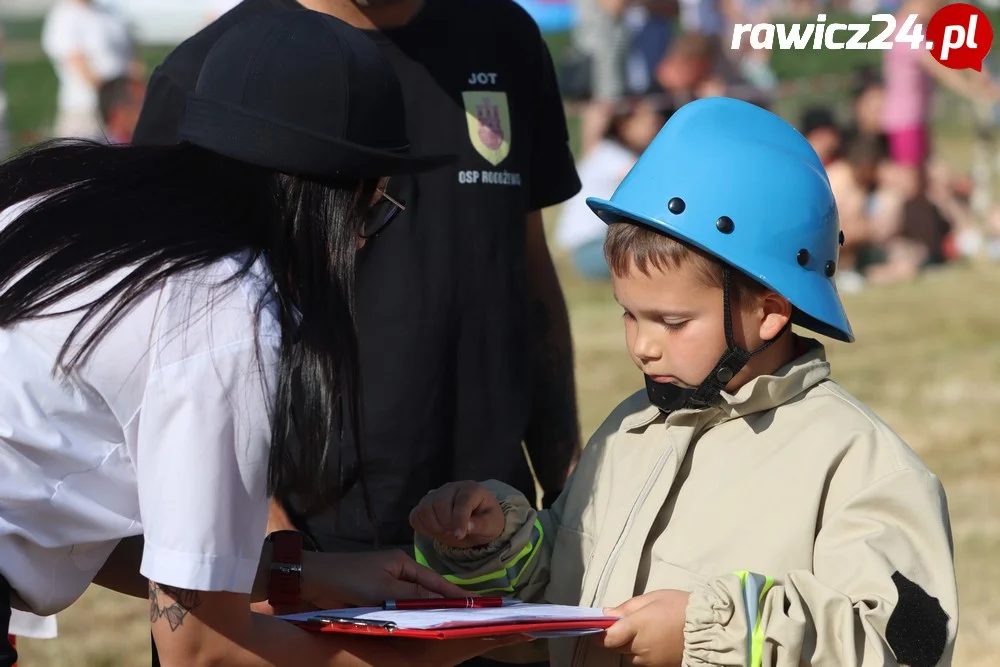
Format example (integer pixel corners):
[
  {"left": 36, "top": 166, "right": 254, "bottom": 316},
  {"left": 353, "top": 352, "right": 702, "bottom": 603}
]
[
  {"left": 1, "top": 0, "right": 1000, "bottom": 299},
  {"left": 554, "top": 0, "right": 1000, "bottom": 295}
]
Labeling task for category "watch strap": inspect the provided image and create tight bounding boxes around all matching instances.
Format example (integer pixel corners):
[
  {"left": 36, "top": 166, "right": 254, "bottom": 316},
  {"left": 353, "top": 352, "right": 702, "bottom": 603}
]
[{"left": 267, "top": 531, "right": 303, "bottom": 606}]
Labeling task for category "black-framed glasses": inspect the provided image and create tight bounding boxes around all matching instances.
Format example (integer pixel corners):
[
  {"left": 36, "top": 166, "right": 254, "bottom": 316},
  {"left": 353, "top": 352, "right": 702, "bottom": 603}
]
[{"left": 361, "top": 184, "right": 406, "bottom": 239}]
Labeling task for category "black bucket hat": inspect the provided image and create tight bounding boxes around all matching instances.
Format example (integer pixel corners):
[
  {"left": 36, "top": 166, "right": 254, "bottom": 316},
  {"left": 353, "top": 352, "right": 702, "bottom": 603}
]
[{"left": 178, "top": 9, "right": 454, "bottom": 178}]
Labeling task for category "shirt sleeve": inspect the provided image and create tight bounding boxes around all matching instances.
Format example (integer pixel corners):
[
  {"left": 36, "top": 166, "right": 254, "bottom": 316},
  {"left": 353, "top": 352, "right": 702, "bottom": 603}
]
[
  {"left": 132, "top": 66, "right": 189, "bottom": 146},
  {"left": 526, "top": 24, "right": 581, "bottom": 212},
  {"left": 683, "top": 468, "right": 958, "bottom": 667},
  {"left": 135, "top": 338, "right": 276, "bottom": 594},
  {"left": 41, "top": 10, "right": 84, "bottom": 60}
]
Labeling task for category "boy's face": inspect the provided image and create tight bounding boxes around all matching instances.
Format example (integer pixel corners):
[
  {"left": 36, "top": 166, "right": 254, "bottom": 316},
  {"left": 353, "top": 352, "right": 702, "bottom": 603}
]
[{"left": 612, "top": 260, "right": 764, "bottom": 390}]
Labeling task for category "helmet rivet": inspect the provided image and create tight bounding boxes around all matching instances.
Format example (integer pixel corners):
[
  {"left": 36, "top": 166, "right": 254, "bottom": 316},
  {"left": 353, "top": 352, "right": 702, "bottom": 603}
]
[
  {"left": 824, "top": 261, "right": 836, "bottom": 277},
  {"left": 796, "top": 249, "right": 810, "bottom": 266},
  {"left": 667, "top": 197, "right": 686, "bottom": 214},
  {"left": 716, "top": 367, "right": 734, "bottom": 383},
  {"left": 715, "top": 216, "right": 734, "bottom": 234},
  {"left": 839, "top": 230, "right": 845, "bottom": 246}
]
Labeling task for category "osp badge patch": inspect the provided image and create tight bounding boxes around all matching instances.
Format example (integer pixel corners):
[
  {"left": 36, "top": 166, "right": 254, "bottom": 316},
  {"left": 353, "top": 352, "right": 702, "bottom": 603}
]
[{"left": 462, "top": 91, "right": 511, "bottom": 167}]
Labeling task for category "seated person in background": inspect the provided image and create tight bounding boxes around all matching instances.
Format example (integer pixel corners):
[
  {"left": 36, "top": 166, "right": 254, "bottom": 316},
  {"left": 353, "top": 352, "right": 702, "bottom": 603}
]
[
  {"left": 925, "top": 162, "right": 987, "bottom": 262},
  {"left": 841, "top": 66, "right": 890, "bottom": 162},
  {"left": 896, "top": 167, "right": 953, "bottom": 268},
  {"left": 554, "top": 98, "right": 665, "bottom": 281},
  {"left": 800, "top": 106, "right": 841, "bottom": 168},
  {"left": 826, "top": 136, "right": 903, "bottom": 293},
  {"left": 862, "top": 161, "right": 954, "bottom": 286},
  {"left": 98, "top": 75, "right": 146, "bottom": 144}
]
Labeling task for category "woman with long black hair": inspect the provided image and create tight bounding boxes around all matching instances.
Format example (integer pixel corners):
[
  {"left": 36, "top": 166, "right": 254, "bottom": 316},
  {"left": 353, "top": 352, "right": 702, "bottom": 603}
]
[{"left": 0, "top": 10, "right": 516, "bottom": 667}]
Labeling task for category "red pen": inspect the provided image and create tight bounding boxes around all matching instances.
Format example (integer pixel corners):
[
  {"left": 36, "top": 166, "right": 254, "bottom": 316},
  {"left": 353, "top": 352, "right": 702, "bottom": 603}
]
[{"left": 382, "top": 596, "right": 508, "bottom": 610}]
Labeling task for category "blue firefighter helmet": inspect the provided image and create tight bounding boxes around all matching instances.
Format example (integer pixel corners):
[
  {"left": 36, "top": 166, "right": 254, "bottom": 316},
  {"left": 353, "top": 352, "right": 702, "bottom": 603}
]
[{"left": 586, "top": 96, "right": 853, "bottom": 343}]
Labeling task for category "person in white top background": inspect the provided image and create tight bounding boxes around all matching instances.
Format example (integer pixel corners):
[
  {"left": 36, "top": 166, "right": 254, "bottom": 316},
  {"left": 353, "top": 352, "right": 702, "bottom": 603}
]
[
  {"left": 40, "top": 0, "right": 143, "bottom": 139},
  {"left": 0, "top": 10, "right": 521, "bottom": 667},
  {"left": 555, "top": 98, "right": 665, "bottom": 280}
]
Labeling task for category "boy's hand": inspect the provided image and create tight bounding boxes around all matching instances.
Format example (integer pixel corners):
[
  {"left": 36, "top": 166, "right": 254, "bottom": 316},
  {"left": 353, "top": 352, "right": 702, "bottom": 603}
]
[
  {"left": 410, "top": 481, "right": 505, "bottom": 549},
  {"left": 598, "top": 590, "right": 690, "bottom": 667}
]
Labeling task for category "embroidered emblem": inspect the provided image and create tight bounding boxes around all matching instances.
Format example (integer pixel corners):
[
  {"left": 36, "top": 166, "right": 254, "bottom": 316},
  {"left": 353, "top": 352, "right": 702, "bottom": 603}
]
[{"left": 462, "top": 91, "right": 511, "bottom": 167}]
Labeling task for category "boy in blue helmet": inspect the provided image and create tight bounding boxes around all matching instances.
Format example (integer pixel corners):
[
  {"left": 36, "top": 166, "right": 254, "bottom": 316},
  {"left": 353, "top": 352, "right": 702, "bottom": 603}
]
[{"left": 409, "top": 97, "right": 958, "bottom": 667}]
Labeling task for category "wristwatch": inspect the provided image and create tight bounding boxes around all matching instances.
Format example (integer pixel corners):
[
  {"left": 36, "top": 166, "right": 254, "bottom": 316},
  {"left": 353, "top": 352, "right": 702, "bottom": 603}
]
[{"left": 266, "top": 530, "right": 317, "bottom": 606}]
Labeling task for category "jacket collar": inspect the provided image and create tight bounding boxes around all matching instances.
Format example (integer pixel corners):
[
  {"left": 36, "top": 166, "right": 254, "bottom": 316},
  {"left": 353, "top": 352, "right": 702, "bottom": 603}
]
[{"left": 621, "top": 336, "right": 831, "bottom": 431}]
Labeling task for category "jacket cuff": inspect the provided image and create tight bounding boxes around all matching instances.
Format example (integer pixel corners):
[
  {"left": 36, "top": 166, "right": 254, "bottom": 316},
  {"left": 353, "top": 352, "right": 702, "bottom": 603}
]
[
  {"left": 683, "top": 577, "right": 750, "bottom": 667},
  {"left": 433, "top": 493, "right": 534, "bottom": 566}
]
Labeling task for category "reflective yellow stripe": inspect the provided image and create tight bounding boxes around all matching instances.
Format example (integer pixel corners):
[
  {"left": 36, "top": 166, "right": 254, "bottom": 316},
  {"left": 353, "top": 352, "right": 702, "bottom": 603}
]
[
  {"left": 413, "top": 519, "right": 544, "bottom": 594},
  {"left": 733, "top": 570, "right": 774, "bottom": 667},
  {"left": 751, "top": 576, "right": 774, "bottom": 667}
]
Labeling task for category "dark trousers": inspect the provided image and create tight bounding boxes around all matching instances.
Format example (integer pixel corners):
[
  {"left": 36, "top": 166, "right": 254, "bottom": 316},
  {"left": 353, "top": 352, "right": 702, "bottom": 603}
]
[{"left": 0, "top": 575, "right": 18, "bottom": 667}]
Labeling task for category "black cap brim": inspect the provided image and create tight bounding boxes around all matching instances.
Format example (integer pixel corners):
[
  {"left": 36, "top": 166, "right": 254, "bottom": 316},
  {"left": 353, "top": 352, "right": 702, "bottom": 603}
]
[{"left": 179, "top": 96, "right": 456, "bottom": 178}]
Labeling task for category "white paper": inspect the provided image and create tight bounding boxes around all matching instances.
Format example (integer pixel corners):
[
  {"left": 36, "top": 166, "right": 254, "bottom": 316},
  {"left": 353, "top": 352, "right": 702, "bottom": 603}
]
[{"left": 278, "top": 602, "right": 615, "bottom": 631}]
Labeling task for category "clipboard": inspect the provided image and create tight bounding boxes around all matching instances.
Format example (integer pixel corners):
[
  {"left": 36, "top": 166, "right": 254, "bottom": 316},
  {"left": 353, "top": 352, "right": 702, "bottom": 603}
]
[{"left": 281, "top": 603, "right": 619, "bottom": 640}]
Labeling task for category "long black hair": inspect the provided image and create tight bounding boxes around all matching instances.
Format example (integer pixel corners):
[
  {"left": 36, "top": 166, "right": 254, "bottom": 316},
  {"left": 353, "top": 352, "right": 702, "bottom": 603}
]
[{"left": 0, "top": 139, "right": 377, "bottom": 519}]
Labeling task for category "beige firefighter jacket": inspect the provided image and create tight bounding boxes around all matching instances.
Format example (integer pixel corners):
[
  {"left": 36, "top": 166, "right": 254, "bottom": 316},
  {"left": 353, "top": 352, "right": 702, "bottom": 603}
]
[{"left": 415, "top": 338, "right": 958, "bottom": 667}]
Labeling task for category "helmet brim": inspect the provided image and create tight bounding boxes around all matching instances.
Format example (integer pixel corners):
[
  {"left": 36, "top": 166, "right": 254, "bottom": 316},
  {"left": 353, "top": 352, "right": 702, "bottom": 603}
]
[{"left": 587, "top": 196, "right": 855, "bottom": 344}]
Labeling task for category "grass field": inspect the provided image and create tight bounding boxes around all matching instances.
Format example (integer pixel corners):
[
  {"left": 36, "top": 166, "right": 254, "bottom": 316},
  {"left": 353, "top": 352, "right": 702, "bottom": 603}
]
[{"left": 4, "top": 25, "right": 1000, "bottom": 667}]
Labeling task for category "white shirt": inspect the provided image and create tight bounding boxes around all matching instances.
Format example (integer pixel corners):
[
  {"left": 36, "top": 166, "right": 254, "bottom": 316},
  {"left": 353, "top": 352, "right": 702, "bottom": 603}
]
[
  {"left": 555, "top": 140, "right": 637, "bottom": 251},
  {"left": 0, "top": 203, "right": 282, "bottom": 616},
  {"left": 8, "top": 609, "right": 57, "bottom": 640},
  {"left": 41, "top": 0, "right": 133, "bottom": 112}
]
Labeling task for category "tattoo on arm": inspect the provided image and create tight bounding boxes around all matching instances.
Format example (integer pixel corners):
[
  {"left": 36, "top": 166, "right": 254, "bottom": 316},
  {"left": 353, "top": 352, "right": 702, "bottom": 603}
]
[{"left": 149, "top": 581, "right": 202, "bottom": 631}]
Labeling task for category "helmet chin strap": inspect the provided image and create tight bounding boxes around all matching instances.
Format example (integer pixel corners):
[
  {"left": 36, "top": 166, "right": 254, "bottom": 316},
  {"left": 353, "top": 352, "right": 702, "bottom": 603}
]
[{"left": 645, "top": 267, "right": 790, "bottom": 414}]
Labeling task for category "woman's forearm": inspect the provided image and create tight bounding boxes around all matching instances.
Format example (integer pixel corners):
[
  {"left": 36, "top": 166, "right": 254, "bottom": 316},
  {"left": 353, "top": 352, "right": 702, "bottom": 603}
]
[
  {"left": 150, "top": 586, "right": 499, "bottom": 667},
  {"left": 155, "top": 611, "right": 411, "bottom": 667},
  {"left": 92, "top": 535, "right": 149, "bottom": 599}
]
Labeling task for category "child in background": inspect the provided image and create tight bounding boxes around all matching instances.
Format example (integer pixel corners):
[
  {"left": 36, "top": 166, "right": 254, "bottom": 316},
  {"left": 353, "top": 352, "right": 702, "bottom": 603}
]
[
  {"left": 555, "top": 98, "right": 665, "bottom": 281},
  {"left": 799, "top": 107, "right": 842, "bottom": 168},
  {"left": 411, "top": 97, "right": 958, "bottom": 667},
  {"left": 98, "top": 75, "right": 147, "bottom": 144}
]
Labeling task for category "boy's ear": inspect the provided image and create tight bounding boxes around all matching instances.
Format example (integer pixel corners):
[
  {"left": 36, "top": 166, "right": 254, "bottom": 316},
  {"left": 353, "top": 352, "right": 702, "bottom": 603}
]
[{"left": 759, "top": 291, "right": 793, "bottom": 341}]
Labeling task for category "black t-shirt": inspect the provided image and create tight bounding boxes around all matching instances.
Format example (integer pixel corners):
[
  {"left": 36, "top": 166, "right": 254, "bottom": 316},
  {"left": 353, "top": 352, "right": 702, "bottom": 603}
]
[{"left": 134, "top": 0, "right": 581, "bottom": 551}]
